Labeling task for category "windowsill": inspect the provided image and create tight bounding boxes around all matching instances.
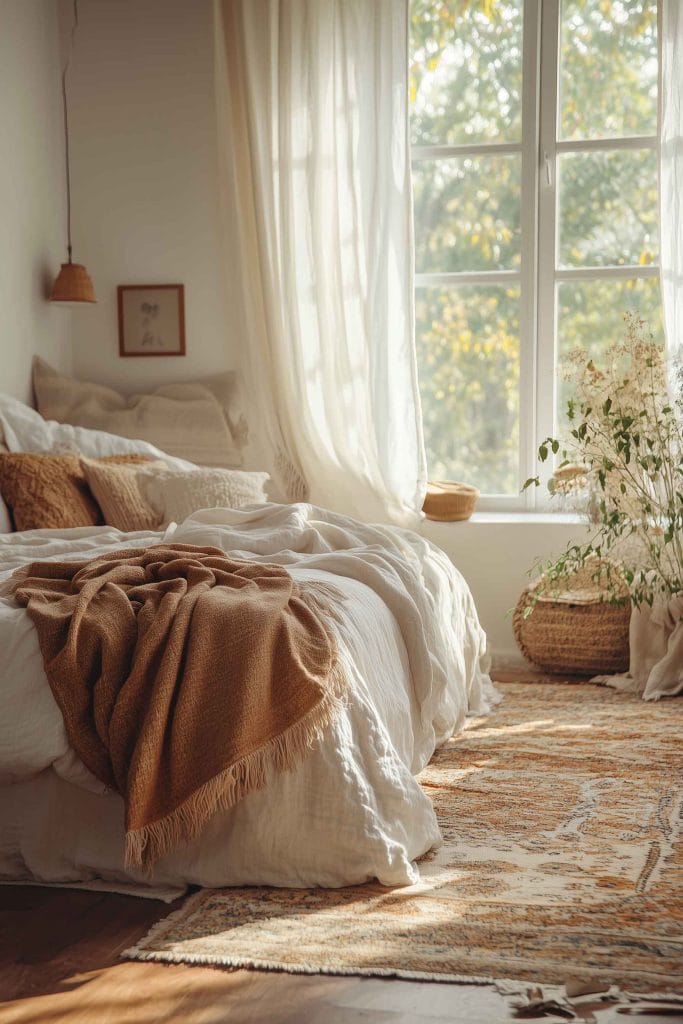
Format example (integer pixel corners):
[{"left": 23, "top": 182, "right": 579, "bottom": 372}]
[{"left": 421, "top": 511, "right": 587, "bottom": 527}]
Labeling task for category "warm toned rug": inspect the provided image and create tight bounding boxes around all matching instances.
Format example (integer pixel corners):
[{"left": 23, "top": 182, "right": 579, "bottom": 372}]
[{"left": 125, "top": 682, "right": 683, "bottom": 991}]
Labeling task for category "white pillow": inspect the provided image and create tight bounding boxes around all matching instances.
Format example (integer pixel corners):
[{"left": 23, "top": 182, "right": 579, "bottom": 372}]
[
  {"left": 0, "top": 501, "right": 11, "bottom": 533},
  {"left": 0, "top": 436, "right": 10, "bottom": 532},
  {"left": 0, "top": 392, "right": 194, "bottom": 469},
  {"left": 139, "top": 467, "right": 269, "bottom": 525},
  {"left": 32, "top": 358, "right": 245, "bottom": 468}
]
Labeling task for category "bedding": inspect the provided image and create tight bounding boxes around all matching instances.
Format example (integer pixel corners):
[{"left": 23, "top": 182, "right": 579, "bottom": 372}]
[
  {"left": 80, "top": 457, "right": 164, "bottom": 532},
  {"left": 0, "top": 503, "right": 496, "bottom": 894},
  {"left": 12, "top": 544, "right": 343, "bottom": 869},
  {"left": 0, "top": 453, "right": 152, "bottom": 532},
  {"left": 0, "top": 391, "right": 195, "bottom": 469},
  {"left": 33, "top": 358, "right": 245, "bottom": 468},
  {"left": 139, "top": 466, "right": 270, "bottom": 525}
]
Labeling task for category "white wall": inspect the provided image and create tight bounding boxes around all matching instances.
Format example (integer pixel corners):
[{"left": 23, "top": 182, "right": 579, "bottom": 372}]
[
  {"left": 0, "top": 0, "right": 72, "bottom": 404},
  {"left": 63, "top": 0, "right": 233, "bottom": 392},
  {"left": 422, "top": 515, "right": 590, "bottom": 664}
]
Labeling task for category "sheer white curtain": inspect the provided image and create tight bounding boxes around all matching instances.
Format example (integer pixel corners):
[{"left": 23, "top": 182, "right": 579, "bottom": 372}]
[
  {"left": 214, "top": 0, "right": 426, "bottom": 526},
  {"left": 661, "top": 0, "right": 683, "bottom": 368}
]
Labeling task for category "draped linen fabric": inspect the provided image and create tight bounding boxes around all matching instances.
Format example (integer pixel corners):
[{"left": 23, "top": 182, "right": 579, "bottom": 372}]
[
  {"left": 214, "top": 0, "right": 426, "bottom": 526},
  {"left": 661, "top": 0, "right": 683, "bottom": 369}
]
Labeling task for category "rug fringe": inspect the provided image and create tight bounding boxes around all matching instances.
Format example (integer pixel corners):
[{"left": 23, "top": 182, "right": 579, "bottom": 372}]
[
  {"left": 121, "top": 937, "right": 683, "bottom": 997},
  {"left": 122, "top": 942, "right": 509, "bottom": 986}
]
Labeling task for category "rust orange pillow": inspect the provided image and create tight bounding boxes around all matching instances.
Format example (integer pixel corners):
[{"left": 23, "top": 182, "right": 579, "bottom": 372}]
[{"left": 0, "top": 453, "right": 150, "bottom": 532}]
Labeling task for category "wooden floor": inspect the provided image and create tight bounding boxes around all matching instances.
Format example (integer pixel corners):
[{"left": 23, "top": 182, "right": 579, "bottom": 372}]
[
  {"left": 0, "top": 886, "right": 517, "bottom": 1024},
  {"left": 0, "top": 670, "right": 564, "bottom": 1024}
]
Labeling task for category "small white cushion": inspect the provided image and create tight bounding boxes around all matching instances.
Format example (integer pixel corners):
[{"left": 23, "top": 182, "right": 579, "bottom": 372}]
[
  {"left": 33, "top": 358, "right": 245, "bottom": 468},
  {"left": 139, "top": 467, "right": 269, "bottom": 525}
]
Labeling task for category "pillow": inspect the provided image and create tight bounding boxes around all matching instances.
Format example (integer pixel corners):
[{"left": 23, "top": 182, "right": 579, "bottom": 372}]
[
  {"left": 0, "top": 391, "right": 194, "bottom": 469},
  {"left": 139, "top": 467, "right": 269, "bottom": 526},
  {"left": 33, "top": 358, "right": 244, "bottom": 467},
  {"left": 0, "top": 439, "right": 10, "bottom": 532},
  {"left": 80, "top": 457, "right": 166, "bottom": 533},
  {"left": 0, "top": 498, "right": 11, "bottom": 533},
  {"left": 0, "top": 453, "right": 150, "bottom": 532}
]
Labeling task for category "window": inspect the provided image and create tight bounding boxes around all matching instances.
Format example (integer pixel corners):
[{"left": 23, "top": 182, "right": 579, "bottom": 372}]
[{"left": 410, "top": 0, "right": 661, "bottom": 507}]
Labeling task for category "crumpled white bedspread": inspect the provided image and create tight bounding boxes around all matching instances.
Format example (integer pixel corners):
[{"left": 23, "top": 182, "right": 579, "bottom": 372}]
[{"left": 0, "top": 503, "right": 496, "bottom": 894}]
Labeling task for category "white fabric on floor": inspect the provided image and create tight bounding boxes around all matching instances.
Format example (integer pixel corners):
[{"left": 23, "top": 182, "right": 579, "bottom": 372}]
[{"left": 593, "top": 595, "right": 683, "bottom": 701}]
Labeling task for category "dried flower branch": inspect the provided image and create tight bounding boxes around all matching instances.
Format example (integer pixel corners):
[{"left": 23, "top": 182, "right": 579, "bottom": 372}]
[{"left": 524, "top": 312, "right": 683, "bottom": 608}]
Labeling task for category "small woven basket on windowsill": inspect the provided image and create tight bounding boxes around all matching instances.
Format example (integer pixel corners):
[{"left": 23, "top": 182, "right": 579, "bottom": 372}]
[
  {"left": 513, "top": 560, "right": 631, "bottom": 675},
  {"left": 423, "top": 481, "right": 479, "bottom": 522}
]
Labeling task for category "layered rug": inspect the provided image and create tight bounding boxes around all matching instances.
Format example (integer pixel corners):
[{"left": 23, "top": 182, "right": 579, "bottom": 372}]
[{"left": 125, "top": 682, "right": 683, "bottom": 992}]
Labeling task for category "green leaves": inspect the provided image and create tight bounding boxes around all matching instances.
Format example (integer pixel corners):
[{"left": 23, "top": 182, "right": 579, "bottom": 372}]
[{"left": 526, "top": 311, "right": 683, "bottom": 607}]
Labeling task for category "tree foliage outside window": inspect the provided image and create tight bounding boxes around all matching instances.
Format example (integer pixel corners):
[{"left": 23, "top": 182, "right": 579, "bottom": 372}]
[{"left": 410, "top": 0, "right": 661, "bottom": 497}]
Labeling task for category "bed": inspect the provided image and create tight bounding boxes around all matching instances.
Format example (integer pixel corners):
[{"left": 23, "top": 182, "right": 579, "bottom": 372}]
[{"left": 0, "top": 394, "right": 495, "bottom": 899}]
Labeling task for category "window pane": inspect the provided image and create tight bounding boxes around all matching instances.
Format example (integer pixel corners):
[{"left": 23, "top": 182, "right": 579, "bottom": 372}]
[
  {"left": 413, "top": 155, "right": 522, "bottom": 273},
  {"left": 416, "top": 285, "right": 520, "bottom": 494},
  {"left": 559, "top": 0, "right": 658, "bottom": 142},
  {"left": 410, "top": 0, "right": 523, "bottom": 146},
  {"left": 556, "top": 277, "right": 663, "bottom": 426},
  {"left": 558, "top": 149, "right": 658, "bottom": 268}
]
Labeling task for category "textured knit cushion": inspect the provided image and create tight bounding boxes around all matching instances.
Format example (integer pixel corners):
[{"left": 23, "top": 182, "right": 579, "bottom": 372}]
[
  {"left": 80, "top": 458, "right": 168, "bottom": 533},
  {"left": 139, "top": 467, "right": 269, "bottom": 526},
  {"left": 0, "top": 453, "right": 150, "bottom": 532},
  {"left": 33, "top": 358, "right": 244, "bottom": 467}
]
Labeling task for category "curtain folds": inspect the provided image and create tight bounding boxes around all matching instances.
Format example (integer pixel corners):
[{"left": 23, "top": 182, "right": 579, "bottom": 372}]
[
  {"left": 214, "top": 0, "right": 426, "bottom": 526},
  {"left": 661, "top": 0, "right": 683, "bottom": 369}
]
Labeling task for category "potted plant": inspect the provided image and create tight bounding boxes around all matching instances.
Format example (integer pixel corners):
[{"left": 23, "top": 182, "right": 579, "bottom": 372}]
[{"left": 520, "top": 313, "right": 683, "bottom": 695}]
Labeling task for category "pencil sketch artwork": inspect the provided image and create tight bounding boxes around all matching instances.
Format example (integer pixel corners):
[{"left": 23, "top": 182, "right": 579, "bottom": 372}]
[
  {"left": 140, "top": 301, "right": 163, "bottom": 348},
  {"left": 118, "top": 285, "right": 185, "bottom": 357}
]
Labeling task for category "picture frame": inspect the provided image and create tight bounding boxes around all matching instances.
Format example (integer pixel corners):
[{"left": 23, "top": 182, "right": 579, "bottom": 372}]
[{"left": 117, "top": 284, "right": 185, "bottom": 357}]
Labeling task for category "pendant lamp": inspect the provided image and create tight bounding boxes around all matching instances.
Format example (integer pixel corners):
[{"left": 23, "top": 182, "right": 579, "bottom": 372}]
[{"left": 50, "top": 0, "right": 96, "bottom": 305}]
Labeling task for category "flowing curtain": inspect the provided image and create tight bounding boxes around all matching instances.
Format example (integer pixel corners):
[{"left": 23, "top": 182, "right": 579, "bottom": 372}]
[
  {"left": 661, "top": 0, "right": 683, "bottom": 369},
  {"left": 214, "top": 0, "right": 426, "bottom": 526}
]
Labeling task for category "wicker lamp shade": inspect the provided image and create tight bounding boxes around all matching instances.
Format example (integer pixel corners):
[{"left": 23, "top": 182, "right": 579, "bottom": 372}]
[
  {"left": 50, "top": 262, "right": 96, "bottom": 305},
  {"left": 513, "top": 560, "right": 631, "bottom": 675},
  {"left": 50, "top": 2, "right": 96, "bottom": 307}
]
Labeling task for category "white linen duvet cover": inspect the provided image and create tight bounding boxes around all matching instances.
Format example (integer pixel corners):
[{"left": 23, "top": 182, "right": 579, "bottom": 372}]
[{"left": 0, "top": 503, "right": 496, "bottom": 898}]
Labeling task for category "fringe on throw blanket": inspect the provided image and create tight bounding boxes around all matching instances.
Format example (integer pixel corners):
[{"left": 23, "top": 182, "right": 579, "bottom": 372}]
[{"left": 10, "top": 548, "right": 348, "bottom": 871}]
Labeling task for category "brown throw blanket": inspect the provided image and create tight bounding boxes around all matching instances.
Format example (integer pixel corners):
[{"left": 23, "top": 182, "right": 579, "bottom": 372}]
[{"left": 11, "top": 544, "right": 344, "bottom": 869}]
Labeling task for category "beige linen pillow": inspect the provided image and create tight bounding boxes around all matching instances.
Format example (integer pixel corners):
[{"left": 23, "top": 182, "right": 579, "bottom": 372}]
[
  {"left": 139, "top": 467, "right": 269, "bottom": 525},
  {"left": 81, "top": 457, "right": 167, "bottom": 533},
  {"left": 33, "top": 358, "right": 244, "bottom": 467},
  {"left": 0, "top": 438, "right": 9, "bottom": 532},
  {"left": 0, "top": 453, "right": 149, "bottom": 532}
]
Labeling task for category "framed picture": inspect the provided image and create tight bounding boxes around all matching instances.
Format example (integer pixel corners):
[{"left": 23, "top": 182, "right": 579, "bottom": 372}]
[{"left": 117, "top": 284, "right": 185, "bottom": 357}]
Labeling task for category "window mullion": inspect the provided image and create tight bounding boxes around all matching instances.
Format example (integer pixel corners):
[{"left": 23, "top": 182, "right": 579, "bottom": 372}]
[
  {"left": 519, "top": 0, "right": 543, "bottom": 510},
  {"left": 412, "top": 142, "right": 522, "bottom": 160},
  {"left": 536, "top": 0, "right": 561, "bottom": 505},
  {"left": 416, "top": 271, "right": 520, "bottom": 287},
  {"left": 555, "top": 135, "right": 657, "bottom": 154}
]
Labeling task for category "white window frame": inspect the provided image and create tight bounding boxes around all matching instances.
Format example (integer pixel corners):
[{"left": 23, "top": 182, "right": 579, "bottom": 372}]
[{"left": 412, "top": 0, "right": 661, "bottom": 512}]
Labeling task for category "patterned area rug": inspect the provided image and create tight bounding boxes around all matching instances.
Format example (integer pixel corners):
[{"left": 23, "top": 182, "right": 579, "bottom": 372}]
[{"left": 125, "top": 682, "right": 683, "bottom": 991}]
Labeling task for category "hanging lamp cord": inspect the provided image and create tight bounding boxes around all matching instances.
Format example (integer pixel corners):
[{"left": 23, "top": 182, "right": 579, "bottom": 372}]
[{"left": 61, "top": 0, "right": 79, "bottom": 264}]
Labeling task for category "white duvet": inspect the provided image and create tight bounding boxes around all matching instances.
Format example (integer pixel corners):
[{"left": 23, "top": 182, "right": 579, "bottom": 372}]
[{"left": 0, "top": 502, "right": 496, "bottom": 897}]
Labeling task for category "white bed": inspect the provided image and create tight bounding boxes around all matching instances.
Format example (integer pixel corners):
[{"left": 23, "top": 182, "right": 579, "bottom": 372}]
[{"left": 0, "top": 397, "right": 496, "bottom": 899}]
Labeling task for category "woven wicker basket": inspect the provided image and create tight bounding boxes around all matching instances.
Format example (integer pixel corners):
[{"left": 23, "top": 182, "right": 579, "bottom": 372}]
[
  {"left": 513, "top": 561, "right": 631, "bottom": 675},
  {"left": 423, "top": 481, "right": 479, "bottom": 522}
]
